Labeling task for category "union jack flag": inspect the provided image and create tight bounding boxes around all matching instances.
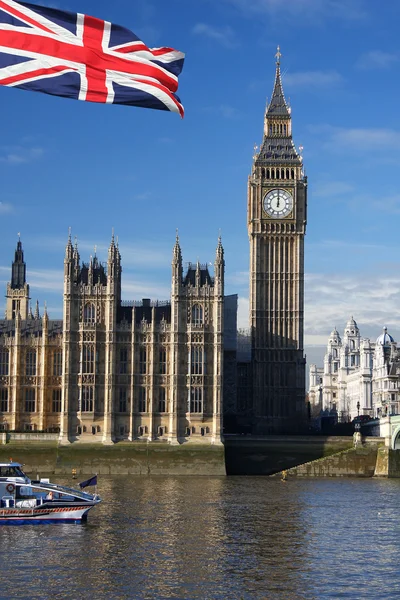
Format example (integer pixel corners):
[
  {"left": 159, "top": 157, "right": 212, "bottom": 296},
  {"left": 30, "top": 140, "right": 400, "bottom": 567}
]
[{"left": 0, "top": 0, "right": 185, "bottom": 116}]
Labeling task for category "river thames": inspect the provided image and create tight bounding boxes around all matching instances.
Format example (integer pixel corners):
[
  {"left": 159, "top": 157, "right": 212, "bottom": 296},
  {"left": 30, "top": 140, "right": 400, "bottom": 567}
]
[{"left": 1, "top": 476, "right": 399, "bottom": 599}]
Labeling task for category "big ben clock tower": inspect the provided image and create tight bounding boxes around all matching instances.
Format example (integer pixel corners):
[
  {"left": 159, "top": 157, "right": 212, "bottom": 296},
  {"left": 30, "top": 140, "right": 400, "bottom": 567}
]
[{"left": 248, "top": 48, "right": 307, "bottom": 433}]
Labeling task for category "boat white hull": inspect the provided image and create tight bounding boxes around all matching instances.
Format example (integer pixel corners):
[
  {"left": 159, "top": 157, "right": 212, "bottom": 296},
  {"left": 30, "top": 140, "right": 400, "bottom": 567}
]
[{"left": 0, "top": 505, "right": 93, "bottom": 525}]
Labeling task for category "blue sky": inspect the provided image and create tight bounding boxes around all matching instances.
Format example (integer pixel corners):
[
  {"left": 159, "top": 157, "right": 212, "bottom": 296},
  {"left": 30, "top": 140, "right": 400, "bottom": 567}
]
[{"left": 1, "top": 0, "right": 400, "bottom": 372}]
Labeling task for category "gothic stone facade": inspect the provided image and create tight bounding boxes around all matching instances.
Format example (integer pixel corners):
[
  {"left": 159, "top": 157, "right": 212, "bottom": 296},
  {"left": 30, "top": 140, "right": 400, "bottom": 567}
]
[
  {"left": 0, "top": 235, "right": 225, "bottom": 444},
  {"left": 248, "top": 51, "right": 307, "bottom": 433}
]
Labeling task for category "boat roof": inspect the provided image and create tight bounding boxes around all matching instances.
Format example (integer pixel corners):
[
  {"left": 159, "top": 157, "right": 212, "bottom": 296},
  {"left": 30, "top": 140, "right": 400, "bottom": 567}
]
[{"left": 0, "top": 462, "right": 24, "bottom": 468}]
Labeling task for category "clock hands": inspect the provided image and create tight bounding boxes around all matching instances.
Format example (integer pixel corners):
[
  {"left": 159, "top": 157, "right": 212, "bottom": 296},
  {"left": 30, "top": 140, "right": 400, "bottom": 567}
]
[{"left": 276, "top": 190, "right": 280, "bottom": 208}]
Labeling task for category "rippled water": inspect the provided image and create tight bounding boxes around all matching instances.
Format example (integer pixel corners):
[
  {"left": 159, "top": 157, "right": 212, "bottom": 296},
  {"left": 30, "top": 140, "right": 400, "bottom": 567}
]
[{"left": 1, "top": 476, "right": 400, "bottom": 599}]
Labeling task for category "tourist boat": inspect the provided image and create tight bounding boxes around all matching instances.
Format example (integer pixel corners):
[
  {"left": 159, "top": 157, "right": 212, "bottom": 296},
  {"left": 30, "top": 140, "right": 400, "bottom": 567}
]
[{"left": 0, "top": 462, "right": 101, "bottom": 524}]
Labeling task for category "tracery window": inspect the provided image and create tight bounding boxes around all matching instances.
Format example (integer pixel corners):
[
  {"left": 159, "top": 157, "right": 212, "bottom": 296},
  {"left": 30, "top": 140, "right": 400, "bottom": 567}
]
[
  {"left": 52, "top": 351, "right": 62, "bottom": 377},
  {"left": 159, "top": 347, "right": 167, "bottom": 374},
  {"left": 81, "top": 386, "right": 94, "bottom": 412},
  {"left": 138, "top": 387, "right": 146, "bottom": 412},
  {"left": 52, "top": 389, "right": 62, "bottom": 412},
  {"left": 0, "top": 350, "right": 9, "bottom": 376},
  {"left": 190, "top": 387, "right": 203, "bottom": 413},
  {"left": 25, "top": 388, "right": 36, "bottom": 412},
  {"left": 191, "top": 304, "right": 203, "bottom": 326},
  {"left": 158, "top": 387, "right": 166, "bottom": 413},
  {"left": 191, "top": 347, "right": 204, "bottom": 375},
  {"left": 25, "top": 351, "right": 36, "bottom": 376},
  {"left": 119, "top": 388, "right": 127, "bottom": 413},
  {"left": 82, "top": 346, "right": 95, "bottom": 374},
  {"left": 139, "top": 347, "right": 147, "bottom": 374},
  {"left": 84, "top": 303, "right": 96, "bottom": 324},
  {"left": 0, "top": 389, "right": 8, "bottom": 412},
  {"left": 120, "top": 348, "right": 128, "bottom": 374}
]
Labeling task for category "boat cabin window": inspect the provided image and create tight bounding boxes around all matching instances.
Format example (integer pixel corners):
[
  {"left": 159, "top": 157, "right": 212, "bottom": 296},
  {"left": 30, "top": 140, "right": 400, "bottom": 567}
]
[{"left": 0, "top": 466, "right": 25, "bottom": 478}]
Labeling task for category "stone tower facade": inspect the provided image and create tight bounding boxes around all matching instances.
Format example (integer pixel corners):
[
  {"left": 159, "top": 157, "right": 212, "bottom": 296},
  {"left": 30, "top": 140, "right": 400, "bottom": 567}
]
[
  {"left": 248, "top": 49, "right": 307, "bottom": 433},
  {"left": 0, "top": 235, "right": 225, "bottom": 444},
  {"left": 5, "top": 237, "right": 30, "bottom": 320}
]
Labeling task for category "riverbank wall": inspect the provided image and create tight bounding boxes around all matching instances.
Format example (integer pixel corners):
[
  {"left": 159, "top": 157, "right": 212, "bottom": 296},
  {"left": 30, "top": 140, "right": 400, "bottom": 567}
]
[
  {"left": 2, "top": 435, "right": 399, "bottom": 477},
  {"left": 0, "top": 442, "right": 226, "bottom": 476}
]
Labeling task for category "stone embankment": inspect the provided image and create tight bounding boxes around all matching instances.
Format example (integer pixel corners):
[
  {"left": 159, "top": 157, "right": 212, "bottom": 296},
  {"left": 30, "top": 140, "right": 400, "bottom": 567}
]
[
  {"left": 0, "top": 442, "right": 226, "bottom": 476},
  {"left": 274, "top": 437, "right": 400, "bottom": 478}
]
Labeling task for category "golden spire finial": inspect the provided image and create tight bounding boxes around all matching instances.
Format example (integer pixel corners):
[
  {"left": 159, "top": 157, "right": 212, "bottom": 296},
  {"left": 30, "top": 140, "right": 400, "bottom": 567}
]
[{"left": 275, "top": 45, "right": 281, "bottom": 65}]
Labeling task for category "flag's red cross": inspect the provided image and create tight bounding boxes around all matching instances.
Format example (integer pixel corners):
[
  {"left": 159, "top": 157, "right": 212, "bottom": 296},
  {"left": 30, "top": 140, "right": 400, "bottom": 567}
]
[{"left": 0, "top": 0, "right": 182, "bottom": 114}]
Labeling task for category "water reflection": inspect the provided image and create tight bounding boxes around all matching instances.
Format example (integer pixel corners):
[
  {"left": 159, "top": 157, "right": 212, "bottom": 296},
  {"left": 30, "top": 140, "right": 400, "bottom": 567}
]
[{"left": 1, "top": 477, "right": 400, "bottom": 599}]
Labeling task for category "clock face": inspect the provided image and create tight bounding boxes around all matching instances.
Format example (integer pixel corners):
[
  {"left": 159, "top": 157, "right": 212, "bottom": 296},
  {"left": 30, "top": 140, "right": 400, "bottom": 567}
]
[{"left": 263, "top": 189, "right": 293, "bottom": 218}]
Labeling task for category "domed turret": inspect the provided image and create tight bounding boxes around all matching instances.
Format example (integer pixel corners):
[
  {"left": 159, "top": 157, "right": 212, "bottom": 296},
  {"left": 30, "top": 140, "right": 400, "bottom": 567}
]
[
  {"left": 329, "top": 327, "right": 341, "bottom": 345},
  {"left": 344, "top": 316, "right": 359, "bottom": 336},
  {"left": 376, "top": 326, "right": 394, "bottom": 346}
]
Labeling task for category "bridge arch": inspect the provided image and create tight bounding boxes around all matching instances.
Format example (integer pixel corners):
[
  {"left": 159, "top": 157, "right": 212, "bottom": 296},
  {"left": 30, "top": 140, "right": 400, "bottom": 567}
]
[{"left": 391, "top": 425, "right": 400, "bottom": 450}]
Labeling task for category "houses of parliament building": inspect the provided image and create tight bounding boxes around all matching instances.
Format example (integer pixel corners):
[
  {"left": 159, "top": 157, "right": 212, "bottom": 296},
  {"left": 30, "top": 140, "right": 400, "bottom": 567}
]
[{"left": 0, "top": 50, "right": 308, "bottom": 443}]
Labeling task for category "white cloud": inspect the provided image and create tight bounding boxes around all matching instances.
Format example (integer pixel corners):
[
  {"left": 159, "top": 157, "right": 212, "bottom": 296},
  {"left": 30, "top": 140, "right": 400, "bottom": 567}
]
[
  {"left": 192, "top": 23, "right": 237, "bottom": 48},
  {"left": 283, "top": 70, "right": 343, "bottom": 88},
  {"left": 0, "top": 146, "right": 44, "bottom": 165},
  {"left": 357, "top": 50, "right": 399, "bottom": 70},
  {"left": 0, "top": 202, "right": 13, "bottom": 214},
  {"left": 310, "top": 125, "right": 400, "bottom": 155},
  {"left": 305, "top": 271, "right": 400, "bottom": 339}
]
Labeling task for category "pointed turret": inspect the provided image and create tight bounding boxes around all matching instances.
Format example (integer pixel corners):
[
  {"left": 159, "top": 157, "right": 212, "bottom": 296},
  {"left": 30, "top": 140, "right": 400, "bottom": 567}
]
[
  {"left": 6, "top": 235, "right": 30, "bottom": 319},
  {"left": 171, "top": 231, "right": 183, "bottom": 295},
  {"left": 34, "top": 300, "right": 40, "bottom": 320},
  {"left": 11, "top": 235, "right": 26, "bottom": 290},
  {"left": 214, "top": 235, "right": 225, "bottom": 295},
  {"left": 65, "top": 228, "right": 73, "bottom": 262}
]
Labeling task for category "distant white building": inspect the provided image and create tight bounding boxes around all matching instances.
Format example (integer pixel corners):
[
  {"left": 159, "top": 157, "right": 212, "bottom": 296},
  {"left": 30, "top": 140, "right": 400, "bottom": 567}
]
[{"left": 308, "top": 318, "right": 400, "bottom": 422}]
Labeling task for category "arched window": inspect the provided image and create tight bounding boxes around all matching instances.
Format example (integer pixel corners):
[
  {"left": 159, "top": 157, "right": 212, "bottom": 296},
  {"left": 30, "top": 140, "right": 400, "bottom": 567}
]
[
  {"left": 271, "top": 169, "right": 275, "bottom": 179},
  {"left": 158, "top": 387, "right": 166, "bottom": 413},
  {"left": 291, "top": 169, "right": 295, "bottom": 179},
  {"left": 159, "top": 347, "right": 167, "bottom": 374},
  {"left": 0, "top": 349, "right": 9, "bottom": 376},
  {"left": 192, "top": 304, "right": 203, "bottom": 326},
  {"left": 266, "top": 169, "right": 270, "bottom": 179},
  {"left": 77, "top": 425, "right": 82, "bottom": 435},
  {"left": 82, "top": 346, "right": 95, "bottom": 373},
  {"left": 190, "top": 388, "right": 203, "bottom": 413},
  {"left": 25, "top": 351, "right": 36, "bottom": 376},
  {"left": 286, "top": 169, "right": 290, "bottom": 179},
  {"left": 84, "top": 303, "right": 96, "bottom": 323}
]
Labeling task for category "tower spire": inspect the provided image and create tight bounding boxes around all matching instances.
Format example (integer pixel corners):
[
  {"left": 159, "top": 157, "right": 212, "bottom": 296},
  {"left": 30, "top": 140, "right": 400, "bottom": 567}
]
[
  {"left": 11, "top": 235, "right": 26, "bottom": 289},
  {"left": 266, "top": 46, "right": 290, "bottom": 119}
]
